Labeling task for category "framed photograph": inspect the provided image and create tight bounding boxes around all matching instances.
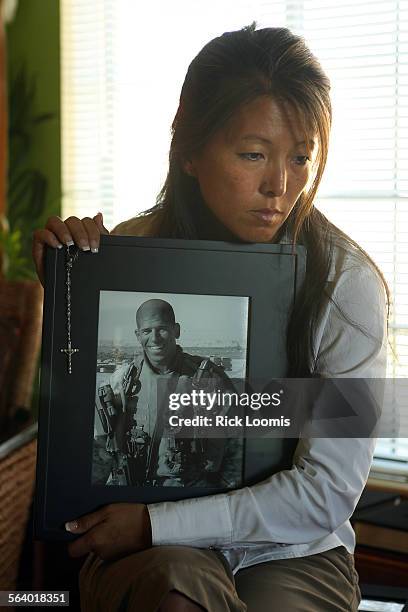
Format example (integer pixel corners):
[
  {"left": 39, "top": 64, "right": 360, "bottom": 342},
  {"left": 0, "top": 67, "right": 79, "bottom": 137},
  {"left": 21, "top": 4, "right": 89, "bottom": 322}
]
[{"left": 34, "top": 235, "right": 305, "bottom": 540}]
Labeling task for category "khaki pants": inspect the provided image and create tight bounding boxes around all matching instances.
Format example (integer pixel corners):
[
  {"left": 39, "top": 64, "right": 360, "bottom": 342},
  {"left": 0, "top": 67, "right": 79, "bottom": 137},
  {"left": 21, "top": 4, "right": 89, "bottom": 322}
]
[{"left": 79, "top": 545, "right": 361, "bottom": 611}]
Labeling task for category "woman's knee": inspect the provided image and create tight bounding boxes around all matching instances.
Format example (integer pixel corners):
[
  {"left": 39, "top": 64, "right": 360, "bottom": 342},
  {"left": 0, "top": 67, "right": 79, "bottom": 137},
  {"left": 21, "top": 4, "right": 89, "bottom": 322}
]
[{"left": 79, "top": 546, "right": 235, "bottom": 612}]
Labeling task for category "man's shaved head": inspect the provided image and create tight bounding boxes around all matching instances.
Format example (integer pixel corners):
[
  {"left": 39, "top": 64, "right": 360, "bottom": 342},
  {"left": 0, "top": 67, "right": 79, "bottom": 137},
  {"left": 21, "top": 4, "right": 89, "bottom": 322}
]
[
  {"left": 135, "top": 299, "right": 180, "bottom": 372},
  {"left": 136, "top": 299, "right": 175, "bottom": 328}
]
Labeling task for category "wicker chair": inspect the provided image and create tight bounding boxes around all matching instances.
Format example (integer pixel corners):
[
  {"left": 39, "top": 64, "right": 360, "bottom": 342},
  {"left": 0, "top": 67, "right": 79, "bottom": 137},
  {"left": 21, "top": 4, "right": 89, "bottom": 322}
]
[{"left": 0, "top": 425, "right": 37, "bottom": 590}]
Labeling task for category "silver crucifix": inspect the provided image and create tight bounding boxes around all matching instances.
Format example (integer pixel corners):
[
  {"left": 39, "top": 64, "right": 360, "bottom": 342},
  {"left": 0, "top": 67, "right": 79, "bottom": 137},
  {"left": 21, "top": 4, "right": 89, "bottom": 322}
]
[
  {"left": 60, "top": 342, "right": 79, "bottom": 375},
  {"left": 60, "top": 244, "right": 80, "bottom": 374}
]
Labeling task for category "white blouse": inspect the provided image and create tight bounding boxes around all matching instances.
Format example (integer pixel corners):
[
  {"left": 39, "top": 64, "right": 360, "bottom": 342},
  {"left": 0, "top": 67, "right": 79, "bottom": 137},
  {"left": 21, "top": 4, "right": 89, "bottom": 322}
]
[{"left": 145, "top": 240, "right": 388, "bottom": 574}]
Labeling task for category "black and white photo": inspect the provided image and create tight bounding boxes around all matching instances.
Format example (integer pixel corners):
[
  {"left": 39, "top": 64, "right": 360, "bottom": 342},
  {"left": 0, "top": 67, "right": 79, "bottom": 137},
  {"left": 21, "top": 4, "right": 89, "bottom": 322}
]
[{"left": 92, "top": 291, "right": 249, "bottom": 488}]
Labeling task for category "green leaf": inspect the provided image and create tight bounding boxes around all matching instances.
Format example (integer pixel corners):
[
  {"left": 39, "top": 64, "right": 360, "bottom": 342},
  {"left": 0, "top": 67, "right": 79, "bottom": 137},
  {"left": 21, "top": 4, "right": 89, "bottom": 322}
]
[{"left": 0, "top": 227, "right": 36, "bottom": 280}]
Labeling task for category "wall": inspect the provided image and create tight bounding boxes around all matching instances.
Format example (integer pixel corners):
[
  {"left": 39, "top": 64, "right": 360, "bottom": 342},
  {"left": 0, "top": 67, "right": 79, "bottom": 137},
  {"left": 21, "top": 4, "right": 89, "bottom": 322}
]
[{"left": 6, "top": 0, "right": 61, "bottom": 223}]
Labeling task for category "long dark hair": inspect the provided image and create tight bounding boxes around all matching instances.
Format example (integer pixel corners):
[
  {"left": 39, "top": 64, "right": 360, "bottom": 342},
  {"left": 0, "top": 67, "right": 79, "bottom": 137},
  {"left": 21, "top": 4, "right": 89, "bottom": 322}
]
[{"left": 142, "top": 23, "right": 389, "bottom": 376}]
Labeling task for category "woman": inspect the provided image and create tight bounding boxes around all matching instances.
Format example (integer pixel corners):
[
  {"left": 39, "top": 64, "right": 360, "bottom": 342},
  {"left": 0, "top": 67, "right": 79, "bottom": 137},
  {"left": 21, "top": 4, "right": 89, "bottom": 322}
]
[{"left": 33, "top": 24, "right": 388, "bottom": 612}]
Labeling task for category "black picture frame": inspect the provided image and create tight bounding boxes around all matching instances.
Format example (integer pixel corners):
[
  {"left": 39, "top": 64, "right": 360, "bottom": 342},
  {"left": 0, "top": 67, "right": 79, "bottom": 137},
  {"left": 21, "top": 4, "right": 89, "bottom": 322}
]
[{"left": 34, "top": 235, "right": 306, "bottom": 540}]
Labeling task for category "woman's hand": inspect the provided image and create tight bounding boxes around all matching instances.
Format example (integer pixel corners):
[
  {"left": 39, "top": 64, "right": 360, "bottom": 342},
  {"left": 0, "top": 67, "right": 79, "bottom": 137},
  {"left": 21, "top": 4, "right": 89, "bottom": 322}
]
[
  {"left": 32, "top": 212, "right": 109, "bottom": 286},
  {"left": 65, "top": 503, "right": 152, "bottom": 561}
]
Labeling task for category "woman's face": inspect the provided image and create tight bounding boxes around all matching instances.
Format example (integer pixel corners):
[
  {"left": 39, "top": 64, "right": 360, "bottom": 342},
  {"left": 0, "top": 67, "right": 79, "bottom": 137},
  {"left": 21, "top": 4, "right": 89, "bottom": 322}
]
[{"left": 186, "top": 96, "right": 316, "bottom": 243}]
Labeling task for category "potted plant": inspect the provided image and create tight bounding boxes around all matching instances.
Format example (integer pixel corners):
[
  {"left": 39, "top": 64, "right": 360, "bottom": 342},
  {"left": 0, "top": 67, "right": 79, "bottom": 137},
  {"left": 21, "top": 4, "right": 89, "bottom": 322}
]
[
  {"left": 0, "top": 0, "right": 51, "bottom": 593},
  {"left": 0, "top": 59, "right": 54, "bottom": 430}
]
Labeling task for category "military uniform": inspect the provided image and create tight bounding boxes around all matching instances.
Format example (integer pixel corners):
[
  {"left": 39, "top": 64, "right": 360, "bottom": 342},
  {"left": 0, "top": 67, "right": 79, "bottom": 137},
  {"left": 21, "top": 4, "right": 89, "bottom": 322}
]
[{"left": 92, "top": 346, "right": 243, "bottom": 488}]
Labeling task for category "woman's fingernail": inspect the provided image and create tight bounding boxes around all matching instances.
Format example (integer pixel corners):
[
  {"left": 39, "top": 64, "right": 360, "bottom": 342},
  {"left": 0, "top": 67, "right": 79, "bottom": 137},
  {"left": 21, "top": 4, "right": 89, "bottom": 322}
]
[
  {"left": 66, "top": 240, "right": 74, "bottom": 246},
  {"left": 79, "top": 240, "right": 90, "bottom": 251},
  {"left": 91, "top": 247, "right": 99, "bottom": 253},
  {"left": 56, "top": 243, "right": 63, "bottom": 249},
  {"left": 65, "top": 521, "right": 78, "bottom": 532}
]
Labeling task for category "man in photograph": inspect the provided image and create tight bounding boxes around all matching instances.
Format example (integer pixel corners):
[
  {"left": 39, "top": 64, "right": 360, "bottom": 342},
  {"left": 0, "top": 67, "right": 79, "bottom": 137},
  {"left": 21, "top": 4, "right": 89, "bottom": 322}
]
[{"left": 93, "top": 298, "right": 242, "bottom": 488}]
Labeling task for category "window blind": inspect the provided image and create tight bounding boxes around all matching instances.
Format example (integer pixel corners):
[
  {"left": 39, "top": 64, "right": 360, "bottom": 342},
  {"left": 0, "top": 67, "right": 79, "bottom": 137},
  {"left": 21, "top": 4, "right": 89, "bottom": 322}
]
[
  {"left": 61, "top": 0, "right": 408, "bottom": 467},
  {"left": 60, "top": 0, "right": 118, "bottom": 229},
  {"left": 280, "top": 0, "right": 408, "bottom": 465}
]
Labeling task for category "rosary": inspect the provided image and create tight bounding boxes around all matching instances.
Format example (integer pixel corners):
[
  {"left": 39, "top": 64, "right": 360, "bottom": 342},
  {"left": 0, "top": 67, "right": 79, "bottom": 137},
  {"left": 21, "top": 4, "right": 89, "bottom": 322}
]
[{"left": 60, "top": 244, "right": 80, "bottom": 374}]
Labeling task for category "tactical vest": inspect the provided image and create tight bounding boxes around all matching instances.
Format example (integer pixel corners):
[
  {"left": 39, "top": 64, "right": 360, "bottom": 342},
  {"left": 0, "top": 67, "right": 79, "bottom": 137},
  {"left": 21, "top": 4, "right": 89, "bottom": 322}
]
[{"left": 97, "top": 354, "right": 231, "bottom": 486}]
